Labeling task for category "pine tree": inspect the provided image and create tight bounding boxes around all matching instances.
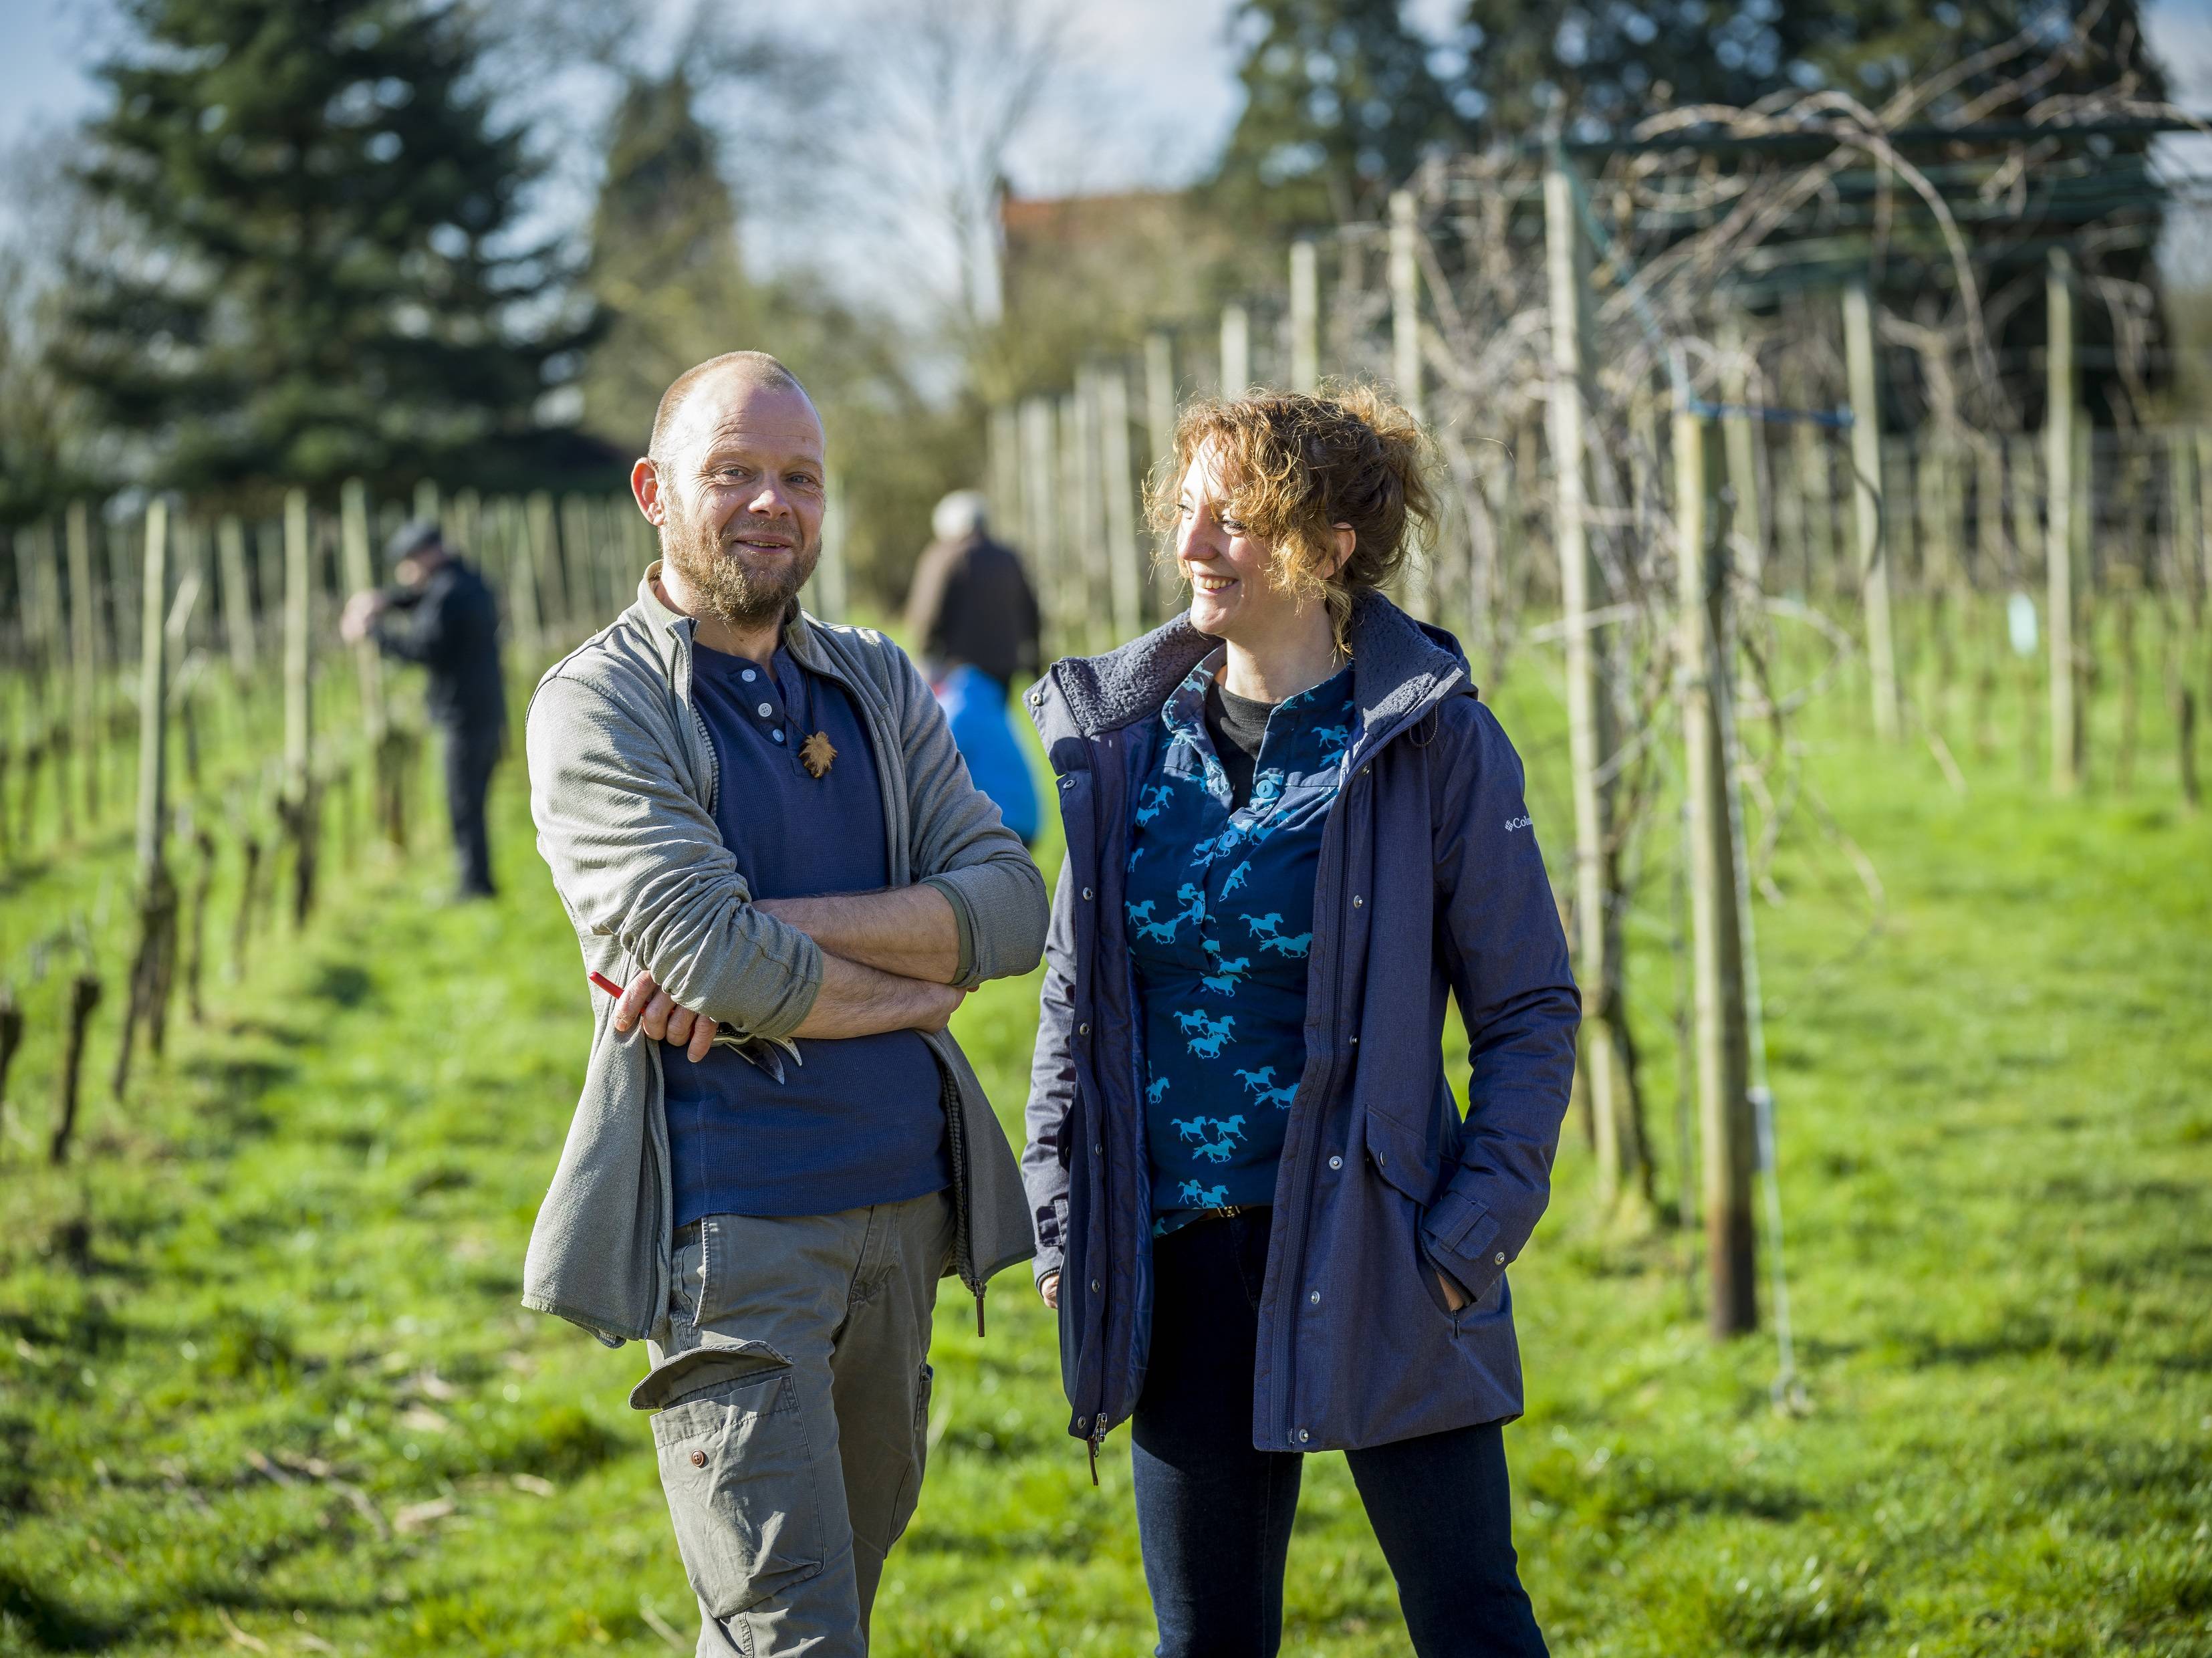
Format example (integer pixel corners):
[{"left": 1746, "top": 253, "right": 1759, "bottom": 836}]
[
  {"left": 1210, "top": 0, "right": 1465, "bottom": 235},
  {"left": 56, "top": 0, "right": 596, "bottom": 495}
]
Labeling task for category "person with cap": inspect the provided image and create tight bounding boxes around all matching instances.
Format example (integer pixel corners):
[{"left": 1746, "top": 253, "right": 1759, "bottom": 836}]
[
  {"left": 340, "top": 517, "right": 507, "bottom": 899},
  {"left": 905, "top": 490, "right": 1043, "bottom": 844}
]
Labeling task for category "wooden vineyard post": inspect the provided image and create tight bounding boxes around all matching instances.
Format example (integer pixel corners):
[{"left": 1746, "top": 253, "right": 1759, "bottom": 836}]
[
  {"left": 217, "top": 515, "right": 257, "bottom": 686},
  {"left": 1843, "top": 279, "right": 1900, "bottom": 743},
  {"left": 1019, "top": 398, "right": 1059, "bottom": 659},
  {"left": 1390, "top": 189, "right": 1424, "bottom": 423},
  {"left": 1061, "top": 386, "right": 1094, "bottom": 652},
  {"left": 1145, "top": 333, "right": 1177, "bottom": 473},
  {"left": 2046, "top": 251, "right": 2079, "bottom": 794},
  {"left": 1098, "top": 365, "right": 1143, "bottom": 644},
  {"left": 49, "top": 971, "right": 103, "bottom": 1165},
  {"left": 1220, "top": 304, "right": 1251, "bottom": 398},
  {"left": 2009, "top": 437, "right": 2044, "bottom": 776},
  {"left": 281, "top": 488, "right": 319, "bottom": 927},
  {"left": 66, "top": 500, "right": 98, "bottom": 830},
  {"left": 1675, "top": 408, "right": 1757, "bottom": 1338},
  {"left": 817, "top": 473, "right": 851, "bottom": 625},
  {"left": 987, "top": 405, "right": 1021, "bottom": 538},
  {"left": 527, "top": 493, "right": 568, "bottom": 647},
  {"left": 561, "top": 495, "right": 598, "bottom": 627},
  {"left": 1289, "top": 239, "right": 1320, "bottom": 392},
  {"left": 1544, "top": 152, "right": 1651, "bottom": 1217},
  {"left": 500, "top": 497, "right": 543, "bottom": 663},
  {"left": 2172, "top": 431, "right": 2203, "bottom": 810},
  {"left": 113, "top": 500, "right": 178, "bottom": 1098},
  {"left": 341, "top": 479, "right": 404, "bottom": 849},
  {"left": 1719, "top": 313, "right": 1765, "bottom": 591}
]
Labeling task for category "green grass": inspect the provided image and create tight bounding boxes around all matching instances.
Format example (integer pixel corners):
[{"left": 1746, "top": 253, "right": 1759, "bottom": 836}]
[{"left": 2, "top": 616, "right": 2210, "bottom": 1655}]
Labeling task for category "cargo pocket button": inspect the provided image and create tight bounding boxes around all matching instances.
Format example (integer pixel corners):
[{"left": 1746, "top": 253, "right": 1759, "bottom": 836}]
[{"left": 689, "top": 1450, "right": 707, "bottom": 1468}]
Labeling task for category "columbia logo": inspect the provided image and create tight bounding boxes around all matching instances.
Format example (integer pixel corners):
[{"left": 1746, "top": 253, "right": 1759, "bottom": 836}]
[{"left": 1504, "top": 816, "right": 1533, "bottom": 832}]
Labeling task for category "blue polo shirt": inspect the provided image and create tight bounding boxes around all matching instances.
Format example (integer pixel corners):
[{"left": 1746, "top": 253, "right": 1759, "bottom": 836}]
[
  {"left": 1125, "top": 650, "right": 1356, "bottom": 1230},
  {"left": 663, "top": 641, "right": 950, "bottom": 1225}
]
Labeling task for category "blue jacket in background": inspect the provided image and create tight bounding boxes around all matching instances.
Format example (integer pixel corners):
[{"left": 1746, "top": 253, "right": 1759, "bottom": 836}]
[
  {"left": 933, "top": 663, "right": 1041, "bottom": 846},
  {"left": 1021, "top": 592, "right": 1580, "bottom": 1456}
]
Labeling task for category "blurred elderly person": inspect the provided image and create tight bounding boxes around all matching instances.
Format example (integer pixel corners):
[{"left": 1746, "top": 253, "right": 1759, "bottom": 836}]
[
  {"left": 340, "top": 519, "right": 507, "bottom": 899},
  {"left": 906, "top": 489, "right": 1044, "bottom": 844},
  {"left": 902, "top": 489, "right": 1040, "bottom": 697}
]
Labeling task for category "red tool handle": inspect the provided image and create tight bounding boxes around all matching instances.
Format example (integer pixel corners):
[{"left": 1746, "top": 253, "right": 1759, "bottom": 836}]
[{"left": 588, "top": 969, "right": 624, "bottom": 999}]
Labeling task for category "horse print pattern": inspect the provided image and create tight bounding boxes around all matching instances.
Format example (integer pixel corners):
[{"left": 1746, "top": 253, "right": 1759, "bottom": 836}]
[{"left": 1125, "top": 648, "right": 1357, "bottom": 1230}]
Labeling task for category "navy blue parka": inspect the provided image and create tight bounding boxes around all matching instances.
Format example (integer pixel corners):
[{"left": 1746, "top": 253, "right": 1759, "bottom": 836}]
[{"left": 1022, "top": 592, "right": 1580, "bottom": 1455}]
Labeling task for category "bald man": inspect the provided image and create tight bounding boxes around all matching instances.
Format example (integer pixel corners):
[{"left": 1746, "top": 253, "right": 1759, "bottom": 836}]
[{"left": 523, "top": 352, "right": 1046, "bottom": 1654}]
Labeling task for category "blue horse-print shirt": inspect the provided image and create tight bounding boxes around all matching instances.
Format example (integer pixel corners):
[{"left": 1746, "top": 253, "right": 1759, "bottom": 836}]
[{"left": 1126, "top": 650, "right": 1357, "bottom": 1231}]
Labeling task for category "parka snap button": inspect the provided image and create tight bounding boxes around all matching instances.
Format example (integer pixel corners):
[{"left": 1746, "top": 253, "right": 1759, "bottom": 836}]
[
  {"left": 1078, "top": 1022, "right": 1091, "bottom": 1036},
  {"left": 1093, "top": 1143, "right": 1102, "bottom": 1156},
  {"left": 1076, "top": 1415, "right": 1088, "bottom": 1429},
  {"left": 1494, "top": 1252, "right": 1507, "bottom": 1265},
  {"left": 1091, "top": 1280, "right": 1102, "bottom": 1292},
  {"left": 1298, "top": 1429, "right": 1311, "bottom": 1444},
  {"left": 1308, "top": 1291, "right": 1320, "bottom": 1305},
  {"left": 1328, "top": 1155, "right": 1342, "bottom": 1170},
  {"left": 1082, "top": 887, "right": 1093, "bottom": 901},
  {"left": 689, "top": 1451, "right": 707, "bottom": 1467},
  {"left": 1351, "top": 895, "right": 1363, "bottom": 907}
]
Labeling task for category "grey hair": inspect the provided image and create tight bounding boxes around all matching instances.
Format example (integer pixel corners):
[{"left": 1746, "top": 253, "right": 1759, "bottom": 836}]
[{"left": 932, "top": 489, "right": 989, "bottom": 542}]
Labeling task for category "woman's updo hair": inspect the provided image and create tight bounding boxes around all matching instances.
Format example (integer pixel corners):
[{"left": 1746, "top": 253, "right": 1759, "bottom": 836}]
[{"left": 1145, "top": 383, "right": 1439, "bottom": 655}]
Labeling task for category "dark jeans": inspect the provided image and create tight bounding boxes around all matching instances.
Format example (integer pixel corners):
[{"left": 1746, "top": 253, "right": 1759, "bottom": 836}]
[
  {"left": 442, "top": 723, "right": 500, "bottom": 897},
  {"left": 1130, "top": 1212, "right": 1547, "bottom": 1658}
]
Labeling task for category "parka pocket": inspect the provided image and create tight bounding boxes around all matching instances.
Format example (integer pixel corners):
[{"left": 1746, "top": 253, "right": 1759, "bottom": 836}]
[{"left": 651, "top": 1370, "right": 825, "bottom": 1619}]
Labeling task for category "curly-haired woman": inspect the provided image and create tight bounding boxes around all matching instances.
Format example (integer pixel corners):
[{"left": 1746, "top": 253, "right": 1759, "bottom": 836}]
[{"left": 1021, "top": 387, "right": 1578, "bottom": 1657}]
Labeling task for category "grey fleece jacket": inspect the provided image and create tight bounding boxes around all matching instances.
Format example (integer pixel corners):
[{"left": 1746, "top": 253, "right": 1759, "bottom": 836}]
[{"left": 522, "top": 570, "right": 1047, "bottom": 1357}]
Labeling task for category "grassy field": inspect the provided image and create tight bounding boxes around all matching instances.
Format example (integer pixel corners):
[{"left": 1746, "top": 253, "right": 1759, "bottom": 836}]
[{"left": 2, "top": 622, "right": 2209, "bottom": 1656}]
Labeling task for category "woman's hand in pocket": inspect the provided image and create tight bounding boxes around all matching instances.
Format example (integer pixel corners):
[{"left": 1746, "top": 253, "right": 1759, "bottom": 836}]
[
  {"left": 1435, "top": 1269, "right": 1469, "bottom": 1312},
  {"left": 1039, "top": 1272, "right": 1060, "bottom": 1310}
]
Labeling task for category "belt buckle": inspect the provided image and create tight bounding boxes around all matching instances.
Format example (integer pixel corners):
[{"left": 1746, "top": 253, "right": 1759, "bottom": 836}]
[{"left": 1208, "top": 1205, "right": 1246, "bottom": 1220}]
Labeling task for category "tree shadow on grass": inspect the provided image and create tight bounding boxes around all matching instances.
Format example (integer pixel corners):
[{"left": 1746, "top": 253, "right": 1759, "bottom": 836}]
[
  {"left": 0, "top": 1566, "right": 120, "bottom": 1652},
  {"left": 307, "top": 962, "right": 376, "bottom": 1011}
]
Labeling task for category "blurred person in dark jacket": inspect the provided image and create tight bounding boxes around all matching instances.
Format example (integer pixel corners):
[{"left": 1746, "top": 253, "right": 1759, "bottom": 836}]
[
  {"left": 906, "top": 491, "right": 1045, "bottom": 846},
  {"left": 340, "top": 519, "right": 507, "bottom": 899},
  {"left": 903, "top": 490, "right": 1040, "bottom": 696}
]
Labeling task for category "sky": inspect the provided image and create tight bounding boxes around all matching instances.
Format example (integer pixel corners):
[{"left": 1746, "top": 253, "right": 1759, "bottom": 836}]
[{"left": 1, "top": 0, "right": 2206, "bottom": 295}]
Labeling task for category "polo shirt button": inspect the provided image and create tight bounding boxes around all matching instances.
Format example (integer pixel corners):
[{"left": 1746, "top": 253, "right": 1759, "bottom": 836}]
[
  {"left": 1494, "top": 1252, "right": 1507, "bottom": 1265},
  {"left": 1328, "top": 1155, "right": 1342, "bottom": 1170},
  {"left": 741, "top": 669, "right": 757, "bottom": 683},
  {"left": 756, "top": 702, "right": 773, "bottom": 717},
  {"left": 773, "top": 731, "right": 786, "bottom": 743}
]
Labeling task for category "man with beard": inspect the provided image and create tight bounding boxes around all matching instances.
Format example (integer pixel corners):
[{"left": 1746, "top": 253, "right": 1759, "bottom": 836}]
[{"left": 522, "top": 352, "right": 1046, "bottom": 1655}]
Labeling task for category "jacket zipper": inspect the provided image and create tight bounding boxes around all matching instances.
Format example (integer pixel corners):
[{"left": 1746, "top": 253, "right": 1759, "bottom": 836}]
[{"left": 1263, "top": 699, "right": 1449, "bottom": 1449}]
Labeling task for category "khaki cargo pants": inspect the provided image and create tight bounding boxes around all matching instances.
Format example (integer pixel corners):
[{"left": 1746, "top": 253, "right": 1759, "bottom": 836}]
[{"left": 639, "top": 1191, "right": 953, "bottom": 1657}]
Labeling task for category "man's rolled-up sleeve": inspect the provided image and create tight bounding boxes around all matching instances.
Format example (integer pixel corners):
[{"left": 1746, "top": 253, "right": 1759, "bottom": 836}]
[{"left": 527, "top": 673, "right": 824, "bottom": 1040}]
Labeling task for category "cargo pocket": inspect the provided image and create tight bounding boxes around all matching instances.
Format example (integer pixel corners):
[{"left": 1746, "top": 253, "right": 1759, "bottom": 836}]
[
  {"left": 885, "top": 1360, "right": 934, "bottom": 1549},
  {"left": 651, "top": 1369, "right": 825, "bottom": 1619}
]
